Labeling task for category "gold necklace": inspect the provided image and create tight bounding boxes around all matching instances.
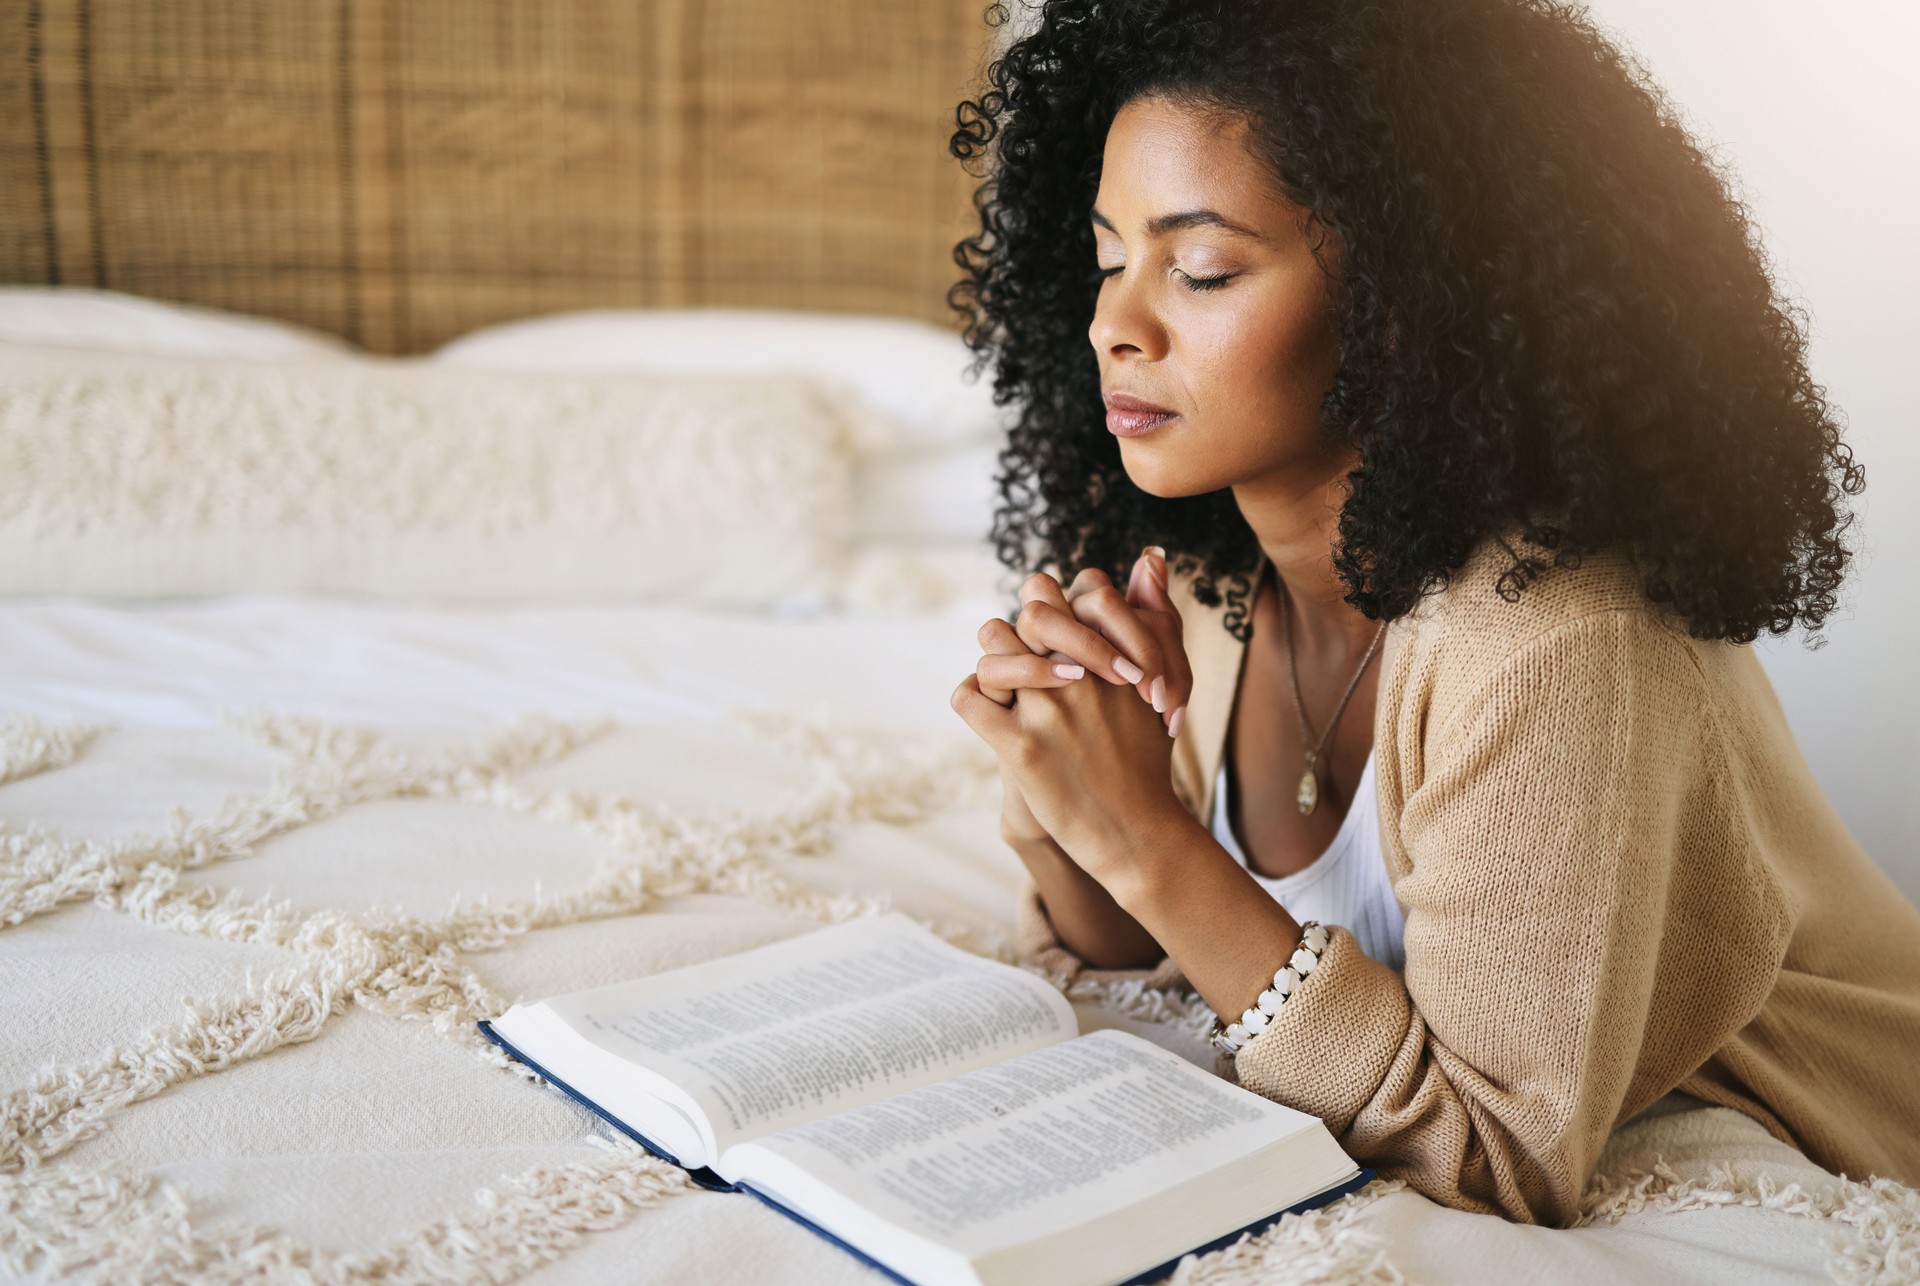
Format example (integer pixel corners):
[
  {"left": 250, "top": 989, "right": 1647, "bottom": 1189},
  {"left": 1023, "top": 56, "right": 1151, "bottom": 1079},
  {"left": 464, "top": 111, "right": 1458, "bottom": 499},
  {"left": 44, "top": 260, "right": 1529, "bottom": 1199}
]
[{"left": 1277, "top": 580, "right": 1387, "bottom": 816}]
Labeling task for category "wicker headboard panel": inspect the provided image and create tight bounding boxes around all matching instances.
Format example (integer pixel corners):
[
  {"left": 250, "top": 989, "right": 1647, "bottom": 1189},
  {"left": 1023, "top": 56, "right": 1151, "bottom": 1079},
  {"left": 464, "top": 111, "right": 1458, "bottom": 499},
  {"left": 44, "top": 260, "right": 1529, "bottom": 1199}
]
[{"left": 2, "top": 0, "right": 993, "bottom": 353}]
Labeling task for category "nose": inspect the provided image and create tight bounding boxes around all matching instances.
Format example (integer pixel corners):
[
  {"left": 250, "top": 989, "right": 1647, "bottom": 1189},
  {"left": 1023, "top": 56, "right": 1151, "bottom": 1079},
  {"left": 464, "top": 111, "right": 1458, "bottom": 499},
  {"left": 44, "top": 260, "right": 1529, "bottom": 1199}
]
[{"left": 1088, "top": 270, "right": 1168, "bottom": 362}]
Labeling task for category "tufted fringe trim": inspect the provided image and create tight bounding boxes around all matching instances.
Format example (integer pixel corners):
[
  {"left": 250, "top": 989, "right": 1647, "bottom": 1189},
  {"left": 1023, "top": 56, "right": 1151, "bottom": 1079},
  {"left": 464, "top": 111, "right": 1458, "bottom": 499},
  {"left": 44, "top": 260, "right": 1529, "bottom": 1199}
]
[
  {"left": 332, "top": 1137, "right": 697, "bottom": 1284},
  {"left": 1167, "top": 1179, "right": 1408, "bottom": 1286},
  {"left": 2, "top": 962, "right": 342, "bottom": 1172},
  {"left": 0, "top": 1137, "right": 694, "bottom": 1283},
  {"left": 0, "top": 715, "right": 102, "bottom": 786},
  {"left": 0, "top": 715, "right": 602, "bottom": 930},
  {"left": 1579, "top": 1158, "right": 1920, "bottom": 1286},
  {"left": 1, "top": 1164, "right": 316, "bottom": 1282},
  {"left": 1062, "top": 976, "right": 1217, "bottom": 1038}
]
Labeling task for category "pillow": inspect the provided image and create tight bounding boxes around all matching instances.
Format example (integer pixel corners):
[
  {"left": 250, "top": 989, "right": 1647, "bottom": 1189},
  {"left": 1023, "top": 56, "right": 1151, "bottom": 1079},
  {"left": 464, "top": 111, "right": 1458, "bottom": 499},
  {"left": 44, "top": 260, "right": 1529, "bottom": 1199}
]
[
  {"left": 851, "top": 441, "right": 1003, "bottom": 545},
  {"left": 430, "top": 308, "right": 1010, "bottom": 450},
  {"left": 0, "top": 287, "right": 356, "bottom": 361},
  {"left": 838, "top": 543, "right": 1011, "bottom": 615},
  {"left": 0, "top": 345, "right": 880, "bottom": 608}
]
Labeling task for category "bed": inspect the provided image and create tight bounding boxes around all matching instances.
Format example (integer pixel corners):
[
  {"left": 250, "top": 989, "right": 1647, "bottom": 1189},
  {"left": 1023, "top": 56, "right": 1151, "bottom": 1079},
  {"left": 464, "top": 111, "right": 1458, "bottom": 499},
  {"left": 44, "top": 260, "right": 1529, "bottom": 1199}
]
[
  {"left": 3, "top": 3, "right": 1915, "bottom": 1283},
  {"left": 1, "top": 492, "right": 1909, "bottom": 1286}
]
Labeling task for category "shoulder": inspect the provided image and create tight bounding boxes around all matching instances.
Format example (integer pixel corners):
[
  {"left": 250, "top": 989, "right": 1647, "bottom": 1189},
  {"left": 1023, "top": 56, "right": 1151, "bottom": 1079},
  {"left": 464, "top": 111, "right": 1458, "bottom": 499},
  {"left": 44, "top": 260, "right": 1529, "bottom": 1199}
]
[
  {"left": 1386, "top": 533, "right": 1714, "bottom": 737},
  {"left": 1406, "top": 533, "right": 1670, "bottom": 652}
]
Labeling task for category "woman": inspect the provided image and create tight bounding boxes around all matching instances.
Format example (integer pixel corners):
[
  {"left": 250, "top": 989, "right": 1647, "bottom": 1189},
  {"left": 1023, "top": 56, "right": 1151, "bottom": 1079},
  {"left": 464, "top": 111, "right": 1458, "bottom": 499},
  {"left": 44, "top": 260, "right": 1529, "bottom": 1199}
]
[{"left": 943, "top": 0, "right": 1920, "bottom": 1226}]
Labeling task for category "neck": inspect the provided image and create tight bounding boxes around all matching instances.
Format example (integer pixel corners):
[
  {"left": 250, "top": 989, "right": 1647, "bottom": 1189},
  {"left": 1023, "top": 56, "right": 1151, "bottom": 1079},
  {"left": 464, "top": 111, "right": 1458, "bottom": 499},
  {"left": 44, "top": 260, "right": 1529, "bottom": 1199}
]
[{"left": 1231, "top": 454, "right": 1377, "bottom": 656}]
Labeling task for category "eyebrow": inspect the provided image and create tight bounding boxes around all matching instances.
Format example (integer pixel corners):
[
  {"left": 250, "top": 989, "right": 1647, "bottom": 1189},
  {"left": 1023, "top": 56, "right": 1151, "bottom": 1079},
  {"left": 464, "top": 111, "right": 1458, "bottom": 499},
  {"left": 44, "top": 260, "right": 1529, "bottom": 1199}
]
[{"left": 1089, "top": 206, "right": 1267, "bottom": 241}]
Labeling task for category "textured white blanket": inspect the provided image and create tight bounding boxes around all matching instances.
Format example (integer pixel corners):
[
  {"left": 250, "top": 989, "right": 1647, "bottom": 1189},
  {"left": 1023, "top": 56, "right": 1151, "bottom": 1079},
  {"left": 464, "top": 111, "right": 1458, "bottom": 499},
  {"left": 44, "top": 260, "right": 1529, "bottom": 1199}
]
[{"left": 1, "top": 600, "right": 1913, "bottom": 1285}]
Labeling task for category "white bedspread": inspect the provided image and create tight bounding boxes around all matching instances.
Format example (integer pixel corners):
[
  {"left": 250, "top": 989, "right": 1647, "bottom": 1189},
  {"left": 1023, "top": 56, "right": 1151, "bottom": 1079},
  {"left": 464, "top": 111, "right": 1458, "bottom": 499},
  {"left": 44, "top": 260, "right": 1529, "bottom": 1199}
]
[{"left": 2, "top": 595, "right": 1913, "bottom": 1285}]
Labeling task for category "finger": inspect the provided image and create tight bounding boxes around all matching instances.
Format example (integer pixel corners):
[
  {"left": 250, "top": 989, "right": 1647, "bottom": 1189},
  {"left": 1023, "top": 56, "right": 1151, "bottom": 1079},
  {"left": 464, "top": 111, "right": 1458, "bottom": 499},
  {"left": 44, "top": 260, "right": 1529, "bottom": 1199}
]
[
  {"left": 1126, "top": 547, "right": 1192, "bottom": 728},
  {"left": 1124, "top": 546, "right": 1172, "bottom": 611},
  {"left": 950, "top": 674, "right": 1016, "bottom": 750},
  {"left": 1062, "top": 566, "right": 1113, "bottom": 605},
  {"left": 974, "top": 617, "right": 1035, "bottom": 705},
  {"left": 1012, "top": 597, "right": 1143, "bottom": 687},
  {"left": 977, "top": 651, "right": 1085, "bottom": 697},
  {"left": 1113, "top": 549, "right": 1189, "bottom": 733},
  {"left": 1066, "top": 572, "right": 1167, "bottom": 708},
  {"left": 1012, "top": 571, "right": 1094, "bottom": 674},
  {"left": 1137, "top": 613, "right": 1191, "bottom": 735},
  {"left": 978, "top": 616, "right": 1033, "bottom": 656},
  {"left": 1017, "top": 570, "right": 1076, "bottom": 632},
  {"left": 1125, "top": 546, "right": 1173, "bottom": 608}
]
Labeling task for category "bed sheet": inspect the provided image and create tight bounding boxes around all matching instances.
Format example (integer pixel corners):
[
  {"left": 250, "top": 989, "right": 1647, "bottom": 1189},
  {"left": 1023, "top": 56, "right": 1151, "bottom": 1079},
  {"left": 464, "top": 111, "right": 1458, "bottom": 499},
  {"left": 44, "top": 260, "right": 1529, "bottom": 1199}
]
[{"left": 0, "top": 595, "right": 1910, "bottom": 1286}]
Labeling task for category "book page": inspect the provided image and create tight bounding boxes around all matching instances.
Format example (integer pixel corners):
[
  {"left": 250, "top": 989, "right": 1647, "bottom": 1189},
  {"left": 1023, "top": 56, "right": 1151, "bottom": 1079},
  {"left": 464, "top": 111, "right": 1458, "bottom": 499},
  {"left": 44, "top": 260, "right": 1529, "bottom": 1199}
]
[
  {"left": 544, "top": 914, "right": 1078, "bottom": 1155},
  {"left": 722, "top": 1028, "right": 1327, "bottom": 1257}
]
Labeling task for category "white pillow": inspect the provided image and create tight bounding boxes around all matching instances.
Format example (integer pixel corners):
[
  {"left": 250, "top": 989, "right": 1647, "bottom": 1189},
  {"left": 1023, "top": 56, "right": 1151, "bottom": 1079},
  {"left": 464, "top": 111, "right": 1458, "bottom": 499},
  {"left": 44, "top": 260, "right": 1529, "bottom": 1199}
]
[
  {"left": 431, "top": 308, "right": 1010, "bottom": 450},
  {"left": 0, "top": 345, "right": 874, "bottom": 608},
  {"left": 851, "top": 441, "right": 1003, "bottom": 545},
  {"left": 0, "top": 287, "right": 356, "bottom": 361}
]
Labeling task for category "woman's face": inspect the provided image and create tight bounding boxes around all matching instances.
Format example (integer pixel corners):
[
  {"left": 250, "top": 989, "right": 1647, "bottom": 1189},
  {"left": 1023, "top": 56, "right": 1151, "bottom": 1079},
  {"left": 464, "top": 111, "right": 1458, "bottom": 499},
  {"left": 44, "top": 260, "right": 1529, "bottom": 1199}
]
[{"left": 1089, "top": 94, "right": 1346, "bottom": 499}]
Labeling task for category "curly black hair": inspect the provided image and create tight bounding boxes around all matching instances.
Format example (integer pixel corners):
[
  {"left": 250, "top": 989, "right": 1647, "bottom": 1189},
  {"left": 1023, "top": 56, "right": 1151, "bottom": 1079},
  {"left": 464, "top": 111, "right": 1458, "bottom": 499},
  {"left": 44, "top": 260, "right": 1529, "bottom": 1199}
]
[{"left": 947, "top": 0, "right": 1863, "bottom": 643}]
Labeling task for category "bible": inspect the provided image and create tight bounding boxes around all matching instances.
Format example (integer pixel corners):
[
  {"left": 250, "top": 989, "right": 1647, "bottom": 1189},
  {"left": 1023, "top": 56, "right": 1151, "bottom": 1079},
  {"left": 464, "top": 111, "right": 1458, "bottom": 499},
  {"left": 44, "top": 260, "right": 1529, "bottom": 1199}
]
[{"left": 479, "top": 911, "right": 1369, "bottom": 1286}]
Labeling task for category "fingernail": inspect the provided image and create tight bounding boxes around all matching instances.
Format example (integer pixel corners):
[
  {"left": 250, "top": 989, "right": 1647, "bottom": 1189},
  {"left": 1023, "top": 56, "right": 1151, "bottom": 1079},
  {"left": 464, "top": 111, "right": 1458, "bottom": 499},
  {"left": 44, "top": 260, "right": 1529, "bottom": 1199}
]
[
  {"left": 1114, "top": 656, "right": 1145, "bottom": 685},
  {"left": 1145, "top": 545, "right": 1169, "bottom": 590},
  {"left": 1052, "top": 662, "right": 1085, "bottom": 680},
  {"left": 1167, "top": 706, "right": 1185, "bottom": 739},
  {"left": 1150, "top": 674, "right": 1166, "bottom": 713}
]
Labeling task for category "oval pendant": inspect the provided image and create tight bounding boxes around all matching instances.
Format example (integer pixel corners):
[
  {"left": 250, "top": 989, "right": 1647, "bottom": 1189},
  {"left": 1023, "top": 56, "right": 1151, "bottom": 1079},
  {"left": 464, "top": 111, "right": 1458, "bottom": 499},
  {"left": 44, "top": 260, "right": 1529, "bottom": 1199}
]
[{"left": 1296, "top": 768, "right": 1319, "bottom": 815}]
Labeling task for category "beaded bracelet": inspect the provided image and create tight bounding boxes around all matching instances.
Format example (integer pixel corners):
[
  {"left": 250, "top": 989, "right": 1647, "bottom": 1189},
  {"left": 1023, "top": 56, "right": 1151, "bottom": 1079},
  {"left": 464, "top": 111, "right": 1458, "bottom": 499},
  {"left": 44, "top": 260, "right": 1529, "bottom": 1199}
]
[{"left": 1207, "top": 921, "right": 1329, "bottom": 1055}]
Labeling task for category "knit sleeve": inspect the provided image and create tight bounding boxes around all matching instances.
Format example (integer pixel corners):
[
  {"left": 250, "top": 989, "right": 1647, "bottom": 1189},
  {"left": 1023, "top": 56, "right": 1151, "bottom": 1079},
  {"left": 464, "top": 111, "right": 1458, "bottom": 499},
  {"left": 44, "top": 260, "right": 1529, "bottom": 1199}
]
[{"left": 1229, "top": 609, "right": 1788, "bottom": 1226}]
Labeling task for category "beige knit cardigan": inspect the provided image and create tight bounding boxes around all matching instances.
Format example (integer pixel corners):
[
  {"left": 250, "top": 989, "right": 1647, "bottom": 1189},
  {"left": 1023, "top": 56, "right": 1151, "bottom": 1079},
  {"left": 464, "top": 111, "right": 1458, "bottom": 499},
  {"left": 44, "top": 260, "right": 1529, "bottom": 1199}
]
[{"left": 1013, "top": 536, "right": 1920, "bottom": 1225}]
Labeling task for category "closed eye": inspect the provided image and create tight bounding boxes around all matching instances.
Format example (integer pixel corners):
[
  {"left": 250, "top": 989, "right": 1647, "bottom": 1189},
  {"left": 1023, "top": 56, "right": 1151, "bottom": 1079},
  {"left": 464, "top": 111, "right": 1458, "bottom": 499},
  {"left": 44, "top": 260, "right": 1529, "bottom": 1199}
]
[
  {"left": 1096, "top": 265, "right": 1237, "bottom": 292},
  {"left": 1178, "top": 271, "right": 1235, "bottom": 292}
]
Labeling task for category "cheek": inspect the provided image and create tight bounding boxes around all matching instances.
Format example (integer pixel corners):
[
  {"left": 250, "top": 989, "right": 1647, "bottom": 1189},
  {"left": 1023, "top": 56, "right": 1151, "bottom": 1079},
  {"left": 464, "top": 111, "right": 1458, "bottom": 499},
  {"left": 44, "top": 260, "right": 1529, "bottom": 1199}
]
[
  {"left": 1116, "top": 279, "right": 1342, "bottom": 498},
  {"left": 1184, "top": 288, "right": 1338, "bottom": 432}
]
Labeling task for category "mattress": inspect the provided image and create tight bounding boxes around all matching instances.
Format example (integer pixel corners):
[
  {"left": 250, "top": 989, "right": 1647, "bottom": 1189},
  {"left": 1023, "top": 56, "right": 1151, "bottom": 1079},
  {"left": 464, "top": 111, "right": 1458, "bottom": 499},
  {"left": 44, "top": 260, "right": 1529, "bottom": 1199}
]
[{"left": 2, "top": 593, "right": 1910, "bottom": 1285}]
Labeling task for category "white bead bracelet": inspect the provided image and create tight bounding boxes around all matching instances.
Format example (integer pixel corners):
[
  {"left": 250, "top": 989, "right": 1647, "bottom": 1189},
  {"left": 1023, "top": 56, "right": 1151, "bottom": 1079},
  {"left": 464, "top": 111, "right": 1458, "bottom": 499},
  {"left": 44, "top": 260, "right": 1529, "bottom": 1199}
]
[{"left": 1208, "top": 921, "right": 1329, "bottom": 1055}]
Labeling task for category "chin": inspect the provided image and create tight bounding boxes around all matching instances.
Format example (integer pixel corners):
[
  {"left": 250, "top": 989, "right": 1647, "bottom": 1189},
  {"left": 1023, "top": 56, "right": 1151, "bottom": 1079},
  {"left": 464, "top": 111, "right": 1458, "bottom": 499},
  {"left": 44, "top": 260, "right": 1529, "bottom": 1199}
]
[{"left": 1117, "top": 438, "right": 1235, "bottom": 500}]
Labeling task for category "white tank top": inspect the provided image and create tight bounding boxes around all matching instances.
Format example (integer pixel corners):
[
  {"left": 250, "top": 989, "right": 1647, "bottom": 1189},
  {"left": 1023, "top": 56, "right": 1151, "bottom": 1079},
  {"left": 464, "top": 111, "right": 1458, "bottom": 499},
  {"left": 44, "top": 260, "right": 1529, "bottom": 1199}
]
[{"left": 1210, "top": 751, "right": 1407, "bottom": 970}]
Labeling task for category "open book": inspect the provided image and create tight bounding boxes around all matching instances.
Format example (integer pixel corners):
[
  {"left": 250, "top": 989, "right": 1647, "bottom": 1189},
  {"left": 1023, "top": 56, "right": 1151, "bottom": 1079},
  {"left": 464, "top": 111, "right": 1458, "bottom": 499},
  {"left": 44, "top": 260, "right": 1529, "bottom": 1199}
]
[{"left": 479, "top": 912, "right": 1368, "bottom": 1286}]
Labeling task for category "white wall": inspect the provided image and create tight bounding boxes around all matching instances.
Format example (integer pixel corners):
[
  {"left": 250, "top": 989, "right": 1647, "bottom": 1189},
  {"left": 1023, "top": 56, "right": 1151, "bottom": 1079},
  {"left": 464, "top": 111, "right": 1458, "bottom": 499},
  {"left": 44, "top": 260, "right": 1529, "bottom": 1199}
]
[{"left": 1578, "top": 0, "right": 1918, "bottom": 901}]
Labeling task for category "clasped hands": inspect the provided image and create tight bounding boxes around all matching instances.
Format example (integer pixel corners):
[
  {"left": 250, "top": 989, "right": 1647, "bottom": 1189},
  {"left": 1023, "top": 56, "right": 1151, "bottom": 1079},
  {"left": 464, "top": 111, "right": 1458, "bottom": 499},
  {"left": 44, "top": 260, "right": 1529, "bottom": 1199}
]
[{"left": 949, "top": 546, "right": 1197, "bottom": 894}]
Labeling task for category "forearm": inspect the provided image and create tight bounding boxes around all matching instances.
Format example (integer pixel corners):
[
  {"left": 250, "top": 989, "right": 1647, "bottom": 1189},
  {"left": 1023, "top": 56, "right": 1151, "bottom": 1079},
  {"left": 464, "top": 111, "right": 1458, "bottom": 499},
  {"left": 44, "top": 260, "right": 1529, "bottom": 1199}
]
[
  {"left": 1008, "top": 832, "right": 1167, "bottom": 970},
  {"left": 1100, "top": 808, "right": 1305, "bottom": 1022}
]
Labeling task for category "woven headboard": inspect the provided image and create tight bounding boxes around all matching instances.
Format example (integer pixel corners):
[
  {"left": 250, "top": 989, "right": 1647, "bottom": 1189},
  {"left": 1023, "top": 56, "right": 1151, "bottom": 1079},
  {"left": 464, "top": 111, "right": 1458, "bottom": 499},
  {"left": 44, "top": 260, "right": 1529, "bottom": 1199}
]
[{"left": 2, "top": 0, "right": 993, "bottom": 353}]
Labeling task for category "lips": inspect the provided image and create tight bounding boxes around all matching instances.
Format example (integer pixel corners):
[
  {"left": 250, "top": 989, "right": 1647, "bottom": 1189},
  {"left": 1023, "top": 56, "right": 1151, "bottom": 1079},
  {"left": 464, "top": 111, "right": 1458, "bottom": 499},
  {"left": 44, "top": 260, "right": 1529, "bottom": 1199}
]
[{"left": 1104, "top": 391, "right": 1178, "bottom": 437}]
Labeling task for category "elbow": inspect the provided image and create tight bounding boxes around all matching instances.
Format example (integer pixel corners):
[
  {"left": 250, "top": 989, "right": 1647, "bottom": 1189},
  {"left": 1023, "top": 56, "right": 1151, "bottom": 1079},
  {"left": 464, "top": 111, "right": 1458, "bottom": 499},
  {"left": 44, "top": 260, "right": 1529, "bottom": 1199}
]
[{"left": 1363, "top": 1115, "right": 1595, "bottom": 1228}]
